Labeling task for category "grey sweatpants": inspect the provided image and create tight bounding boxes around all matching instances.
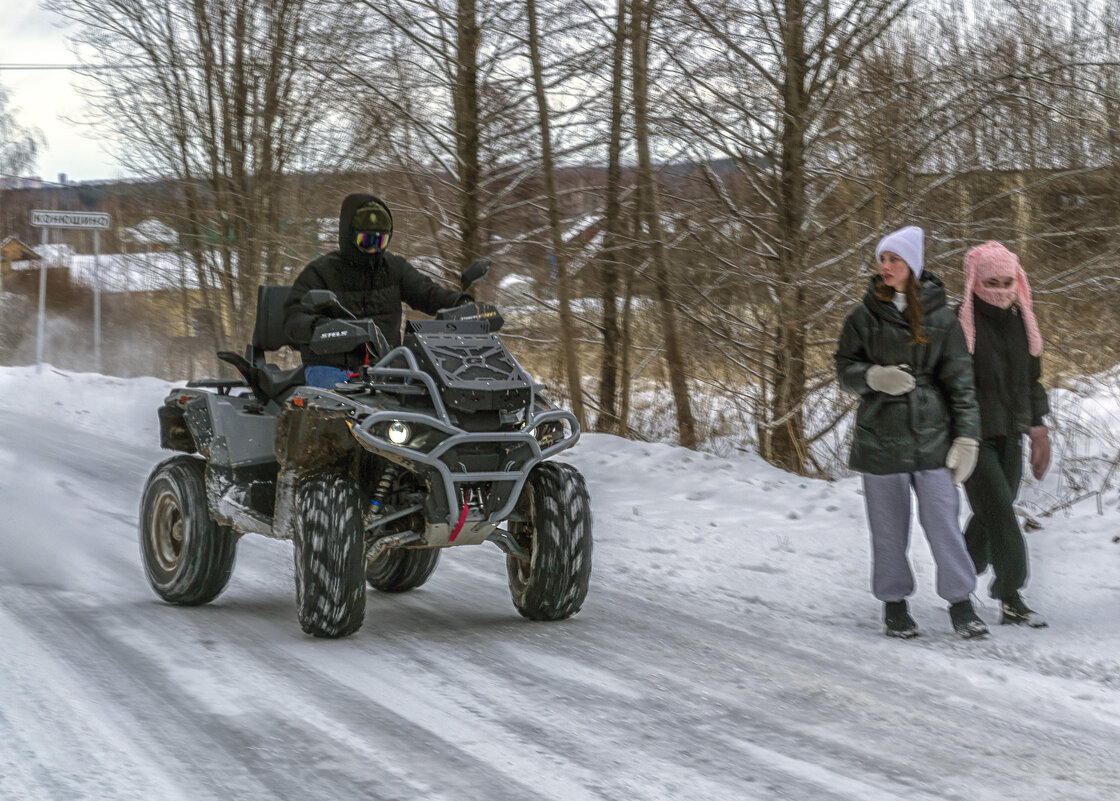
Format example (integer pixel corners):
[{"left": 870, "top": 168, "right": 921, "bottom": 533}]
[{"left": 862, "top": 468, "right": 976, "bottom": 604}]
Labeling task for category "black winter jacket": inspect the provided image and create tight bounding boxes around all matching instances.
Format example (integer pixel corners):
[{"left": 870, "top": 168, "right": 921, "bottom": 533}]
[
  {"left": 283, "top": 193, "right": 467, "bottom": 370},
  {"left": 965, "top": 296, "right": 1049, "bottom": 439},
  {"left": 835, "top": 272, "right": 981, "bottom": 475}
]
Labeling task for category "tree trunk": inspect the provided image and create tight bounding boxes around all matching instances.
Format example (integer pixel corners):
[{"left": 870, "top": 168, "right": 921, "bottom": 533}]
[
  {"left": 765, "top": 0, "right": 810, "bottom": 474},
  {"left": 596, "top": 0, "right": 628, "bottom": 434},
  {"left": 454, "top": 0, "right": 483, "bottom": 268},
  {"left": 526, "top": 0, "right": 585, "bottom": 427},
  {"left": 629, "top": 0, "right": 697, "bottom": 449}
]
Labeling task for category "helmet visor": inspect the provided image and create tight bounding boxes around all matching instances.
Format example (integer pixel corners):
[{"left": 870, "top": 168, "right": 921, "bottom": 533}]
[
  {"left": 351, "top": 202, "right": 392, "bottom": 233},
  {"left": 355, "top": 231, "right": 390, "bottom": 253}
]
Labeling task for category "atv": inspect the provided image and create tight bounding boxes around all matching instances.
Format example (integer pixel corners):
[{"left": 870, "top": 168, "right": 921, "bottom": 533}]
[{"left": 139, "top": 260, "right": 592, "bottom": 637}]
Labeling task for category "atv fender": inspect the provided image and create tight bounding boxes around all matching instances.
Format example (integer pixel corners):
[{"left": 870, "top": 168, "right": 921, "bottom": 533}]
[
  {"left": 158, "top": 403, "right": 197, "bottom": 454},
  {"left": 272, "top": 406, "right": 362, "bottom": 543}
]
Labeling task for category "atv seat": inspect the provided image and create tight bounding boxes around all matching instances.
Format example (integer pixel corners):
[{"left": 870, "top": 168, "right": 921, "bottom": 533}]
[{"left": 217, "top": 285, "right": 305, "bottom": 405}]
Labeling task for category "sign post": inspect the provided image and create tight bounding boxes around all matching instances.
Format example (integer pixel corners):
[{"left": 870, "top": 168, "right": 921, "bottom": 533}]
[
  {"left": 36, "top": 226, "right": 47, "bottom": 373},
  {"left": 30, "top": 210, "right": 112, "bottom": 373},
  {"left": 93, "top": 230, "right": 102, "bottom": 371}
]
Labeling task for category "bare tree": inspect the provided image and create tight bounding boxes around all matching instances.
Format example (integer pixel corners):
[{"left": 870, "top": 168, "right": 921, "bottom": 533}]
[
  {"left": 48, "top": 0, "right": 352, "bottom": 346},
  {"left": 346, "top": 0, "right": 534, "bottom": 273},
  {"left": 630, "top": 0, "right": 697, "bottom": 449},
  {"left": 0, "top": 83, "right": 44, "bottom": 183},
  {"left": 525, "top": 0, "right": 587, "bottom": 426},
  {"left": 650, "top": 0, "right": 911, "bottom": 471},
  {"left": 593, "top": 0, "right": 630, "bottom": 435}
]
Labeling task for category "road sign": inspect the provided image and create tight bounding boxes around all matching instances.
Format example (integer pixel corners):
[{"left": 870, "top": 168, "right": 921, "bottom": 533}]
[
  {"left": 29, "top": 209, "right": 113, "bottom": 372},
  {"left": 30, "top": 210, "right": 111, "bottom": 230}
]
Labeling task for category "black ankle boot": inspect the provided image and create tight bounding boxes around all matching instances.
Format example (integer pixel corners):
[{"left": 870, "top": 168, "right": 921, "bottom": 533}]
[
  {"left": 949, "top": 599, "right": 989, "bottom": 639},
  {"left": 1000, "top": 592, "right": 1048, "bottom": 628},
  {"left": 884, "top": 600, "right": 919, "bottom": 639}
]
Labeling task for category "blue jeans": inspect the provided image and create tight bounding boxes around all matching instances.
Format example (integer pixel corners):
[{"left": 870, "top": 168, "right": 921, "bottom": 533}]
[{"left": 304, "top": 365, "right": 350, "bottom": 388}]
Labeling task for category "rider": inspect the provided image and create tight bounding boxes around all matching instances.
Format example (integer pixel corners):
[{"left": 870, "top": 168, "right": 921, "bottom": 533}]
[{"left": 284, "top": 193, "right": 472, "bottom": 388}]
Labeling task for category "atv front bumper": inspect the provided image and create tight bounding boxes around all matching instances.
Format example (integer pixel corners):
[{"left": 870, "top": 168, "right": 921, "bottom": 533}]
[{"left": 347, "top": 408, "right": 579, "bottom": 546}]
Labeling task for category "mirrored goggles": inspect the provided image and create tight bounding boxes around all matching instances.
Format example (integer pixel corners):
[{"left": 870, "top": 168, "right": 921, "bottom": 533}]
[{"left": 355, "top": 231, "right": 390, "bottom": 252}]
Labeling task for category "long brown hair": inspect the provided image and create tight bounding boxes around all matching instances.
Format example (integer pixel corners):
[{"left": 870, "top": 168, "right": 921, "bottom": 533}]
[{"left": 874, "top": 273, "right": 929, "bottom": 346}]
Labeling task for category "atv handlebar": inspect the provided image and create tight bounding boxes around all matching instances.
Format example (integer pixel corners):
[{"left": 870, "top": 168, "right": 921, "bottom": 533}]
[{"left": 434, "top": 301, "right": 504, "bottom": 332}]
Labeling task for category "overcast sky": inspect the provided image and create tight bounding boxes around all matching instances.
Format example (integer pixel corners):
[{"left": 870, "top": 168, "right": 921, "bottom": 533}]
[{"left": 2, "top": 0, "right": 124, "bottom": 183}]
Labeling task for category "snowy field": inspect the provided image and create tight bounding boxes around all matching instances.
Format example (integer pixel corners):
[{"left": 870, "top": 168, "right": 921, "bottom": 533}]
[{"left": 0, "top": 365, "right": 1118, "bottom": 800}]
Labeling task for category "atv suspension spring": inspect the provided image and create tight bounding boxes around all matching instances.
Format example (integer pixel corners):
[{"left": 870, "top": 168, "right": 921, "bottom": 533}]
[{"left": 369, "top": 463, "right": 399, "bottom": 513}]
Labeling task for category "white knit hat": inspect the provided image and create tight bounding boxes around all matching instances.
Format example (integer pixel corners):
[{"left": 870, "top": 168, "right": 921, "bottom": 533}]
[{"left": 875, "top": 226, "right": 924, "bottom": 278}]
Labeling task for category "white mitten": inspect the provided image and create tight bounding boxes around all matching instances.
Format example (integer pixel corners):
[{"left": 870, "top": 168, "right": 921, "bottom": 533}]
[
  {"left": 865, "top": 365, "right": 916, "bottom": 395},
  {"left": 945, "top": 437, "right": 979, "bottom": 485}
]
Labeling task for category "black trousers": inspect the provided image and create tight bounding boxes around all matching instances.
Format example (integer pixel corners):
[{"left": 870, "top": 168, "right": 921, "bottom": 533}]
[{"left": 963, "top": 435, "right": 1029, "bottom": 600}]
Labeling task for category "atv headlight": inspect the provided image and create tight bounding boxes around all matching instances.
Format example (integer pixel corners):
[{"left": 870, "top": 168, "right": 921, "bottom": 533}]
[{"left": 387, "top": 421, "right": 411, "bottom": 445}]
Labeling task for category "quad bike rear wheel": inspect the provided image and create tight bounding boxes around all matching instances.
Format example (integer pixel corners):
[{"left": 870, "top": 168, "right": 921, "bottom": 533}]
[
  {"left": 507, "top": 461, "right": 593, "bottom": 620},
  {"left": 139, "top": 455, "right": 237, "bottom": 605},
  {"left": 293, "top": 473, "right": 367, "bottom": 638},
  {"left": 366, "top": 548, "right": 441, "bottom": 592}
]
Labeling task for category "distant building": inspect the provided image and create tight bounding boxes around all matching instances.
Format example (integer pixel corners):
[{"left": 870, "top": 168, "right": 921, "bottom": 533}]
[
  {"left": 119, "top": 218, "right": 179, "bottom": 250},
  {"left": 0, "top": 236, "right": 41, "bottom": 293}
]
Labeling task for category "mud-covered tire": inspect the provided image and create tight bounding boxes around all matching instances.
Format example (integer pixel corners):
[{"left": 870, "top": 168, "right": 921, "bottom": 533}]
[
  {"left": 366, "top": 548, "right": 441, "bottom": 592},
  {"left": 507, "top": 461, "right": 593, "bottom": 620},
  {"left": 293, "top": 474, "right": 366, "bottom": 638},
  {"left": 139, "top": 455, "right": 237, "bottom": 605}
]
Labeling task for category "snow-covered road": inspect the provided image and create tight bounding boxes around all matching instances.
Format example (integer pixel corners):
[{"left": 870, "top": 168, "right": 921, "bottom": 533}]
[{"left": 1, "top": 368, "right": 1118, "bottom": 800}]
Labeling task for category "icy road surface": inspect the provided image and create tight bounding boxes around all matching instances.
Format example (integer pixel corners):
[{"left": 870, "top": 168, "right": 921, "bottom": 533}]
[{"left": 1, "top": 367, "right": 1118, "bottom": 800}]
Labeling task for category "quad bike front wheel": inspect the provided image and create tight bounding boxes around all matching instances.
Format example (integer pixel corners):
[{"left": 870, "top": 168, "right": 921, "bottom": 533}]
[
  {"left": 139, "top": 455, "right": 237, "bottom": 605},
  {"left": 293, "top": 474, "right": 367, "bottom": 637},
  {"left": 366, "top": 548, "right": 441, "bottom": 592},
  {"left": 507, "top": 461, "right": 593, "bottom": 620}
]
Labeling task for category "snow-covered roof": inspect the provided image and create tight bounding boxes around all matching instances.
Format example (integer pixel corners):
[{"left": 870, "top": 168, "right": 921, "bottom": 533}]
[
  {"left": 11, "top": 248, "right": 204, "bottom": 293},
  {"left": 120, "top": 218, "right": 179, "bottom": 246},
  {"left": 31, "top": 243, "right": 76, "bottom": 264}
]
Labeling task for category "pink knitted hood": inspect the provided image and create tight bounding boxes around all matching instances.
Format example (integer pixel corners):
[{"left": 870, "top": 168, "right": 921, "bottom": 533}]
[{"left": 959, "top": 241, "right": 1043, "bottom": 356}]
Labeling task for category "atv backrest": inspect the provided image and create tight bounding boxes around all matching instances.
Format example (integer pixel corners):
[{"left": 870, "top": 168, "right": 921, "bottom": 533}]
[
  {"left": 252, "top": 285, "right": 292, "bottom": 353},
  {"left": 214, "top": 284, "right": 303, "bottom": 405}
]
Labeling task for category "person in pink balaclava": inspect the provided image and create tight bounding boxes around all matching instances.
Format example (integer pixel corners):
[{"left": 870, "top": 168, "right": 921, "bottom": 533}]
[{"left": 958, "top": 241, "right": 1050, "bottom": 628}]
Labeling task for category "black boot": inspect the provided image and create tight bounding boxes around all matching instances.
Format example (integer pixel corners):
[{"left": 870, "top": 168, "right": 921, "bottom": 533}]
[
  {"left": 1000, "top": 592, "right": 1048, "bottom": 628},
  {"left": 884, "top": 600, "right": 919, "bottom": 639},
  {"left": 949, "top": 599, "right": 989, "bottom": 639}
]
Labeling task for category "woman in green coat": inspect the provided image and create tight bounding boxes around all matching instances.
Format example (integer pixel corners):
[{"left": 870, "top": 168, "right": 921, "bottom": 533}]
[{"left": 835, "top": 226, "right": 986, "bottom": 639}]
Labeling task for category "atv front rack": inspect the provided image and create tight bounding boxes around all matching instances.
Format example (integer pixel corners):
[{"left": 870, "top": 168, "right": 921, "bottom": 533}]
[{"left": 359, "top": 343, "right": 537, "bottom": 420}]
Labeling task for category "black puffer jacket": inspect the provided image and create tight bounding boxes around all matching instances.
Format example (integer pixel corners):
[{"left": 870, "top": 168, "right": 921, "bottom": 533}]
[
  {"left": 835, "top": 272, "right": 980, "bottom": 475},
  {"left": 966, "top": 296, "right": 1049, "bottom": 438},
  {"left": 284, "top": 193, "right": 468, "bottom": 370}
]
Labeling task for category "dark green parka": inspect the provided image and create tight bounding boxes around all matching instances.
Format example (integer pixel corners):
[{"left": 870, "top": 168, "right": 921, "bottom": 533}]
[
  {"left": 283, "top": 193, "right": 468, "bottom": 370},
  {"left": 835, "top": 272, "right": 981, "bottom": 475}
]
